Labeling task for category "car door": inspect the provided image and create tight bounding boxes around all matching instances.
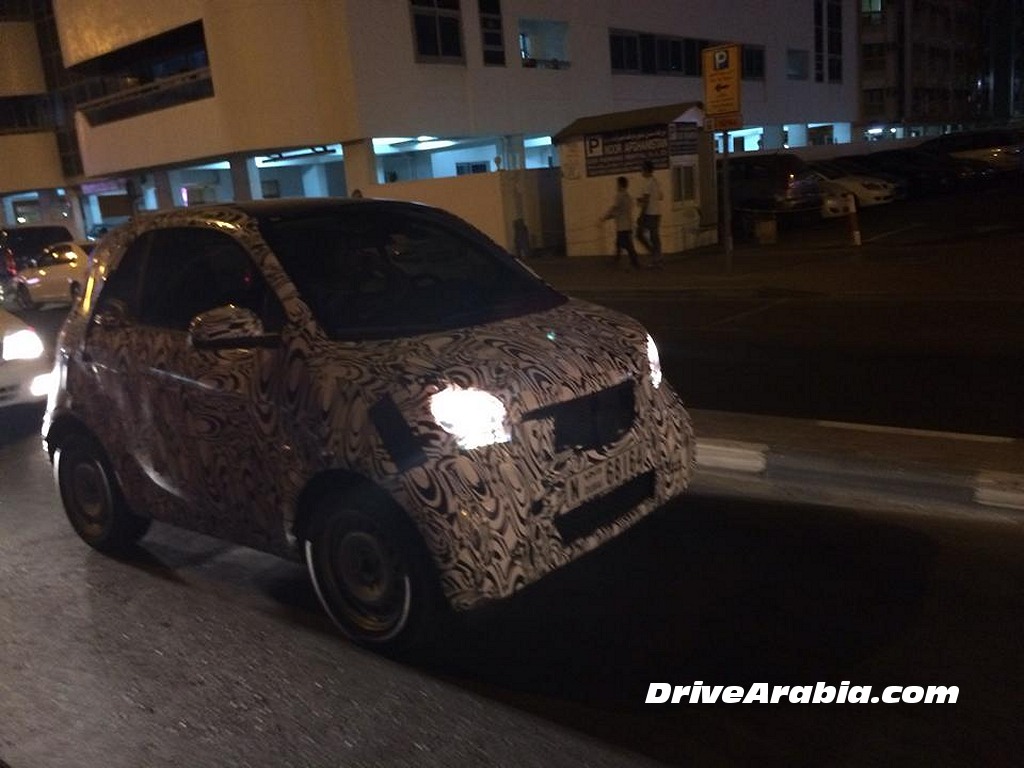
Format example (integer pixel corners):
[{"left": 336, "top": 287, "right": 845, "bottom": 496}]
[
  {"left": 127, "top": 226, "right": 292, "bottom": 550},
  {"left": 85, "top": 225, "right": 292, "bottom": 548}
]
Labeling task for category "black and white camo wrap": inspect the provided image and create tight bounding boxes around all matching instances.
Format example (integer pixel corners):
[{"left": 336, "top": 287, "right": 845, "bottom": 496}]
[{"left": 52, "top": 204, "right": 695, "bottom": 611}]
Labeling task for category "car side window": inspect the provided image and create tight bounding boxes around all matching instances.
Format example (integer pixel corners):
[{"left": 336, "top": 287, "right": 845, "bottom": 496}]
[
  {"left": 136, "top": 227, "right": 283, "bottom": 333},
  {"left": 96, "top": 233, "right": 151, "bottom": 317}
]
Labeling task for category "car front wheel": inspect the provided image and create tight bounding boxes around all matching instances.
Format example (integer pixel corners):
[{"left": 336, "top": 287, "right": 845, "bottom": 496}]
[
  {"left": 54, "top": 433, "right": 150, "bottom": 554},
  {"left": 305, "top": 491, "right": 440, "bottom": 652}
]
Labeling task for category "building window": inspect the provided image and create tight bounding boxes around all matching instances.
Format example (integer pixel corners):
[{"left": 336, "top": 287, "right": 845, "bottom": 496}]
[
  {"left": 610, "top": 30, "right": 640, "bottom": 72},
  {"left": 456, "top": 161, "right": 490, "bottom": 175},
  {"left": 827, "top": 0, "right": 843, "bottom": 83},
  {"left": 672, "top": 165, "right": 696, "bottom": 203},
  {"left": 861, "top": 0, "right": 883, "bottom": 26},
  {"left": 814, "top": 0, "right": 825, "bottom": 82},
  {"left": 478, "top": 0, "right": 504, "bottom": 66},
  {"left": 610, "top": 31, "right": 715, "bottom": 77},
  {"left": 410, "top": 0, "right": 464, "bottom": 63},
  {"left": 741, "top": 46, "right": 765, "bottom": 80},
  {"left": 787, "top": 48, "right": 810, "bottom": 80},
  {"left": 862, "top": 43, "right": 886, "bottom": 72},
  {"left": 519, "top": 19, "right": 570, "bottom": 69}
]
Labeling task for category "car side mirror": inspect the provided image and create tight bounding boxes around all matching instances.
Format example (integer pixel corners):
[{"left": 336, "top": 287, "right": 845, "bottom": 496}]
[
  {"left": 189, "top": 305, "right": 280, "bottom": 350},
  {"left": 92, "top": 298, "right": 131, "bottom": 329}
]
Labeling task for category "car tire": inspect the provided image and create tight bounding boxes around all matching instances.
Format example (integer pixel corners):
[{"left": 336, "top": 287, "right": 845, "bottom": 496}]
[
  {"left": 69, "top": 281, "right": 81, "bottom": 302},
  {"left": 305, "top": 489, "right": 441, "bottom": 653},
  {"left": 16, "top": 284, "right": 35, "bottom": 311},
  {"left": 54, "top": 432, "right": 151, "bottom": 554}
]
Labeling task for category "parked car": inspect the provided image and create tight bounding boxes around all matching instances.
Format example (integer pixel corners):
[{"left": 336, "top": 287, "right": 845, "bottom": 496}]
[
  {"left": 0, "top": 308, "right": 50, "bottom": 410},
  {"left": 12, "top": 241, "right": 93, "bottom": 309},
  {"left": 848, "top": 150, "right": 958, "bottom": 197},
  {"left": 819, "top": 183, "right": 857, "bottom": 218},
  {"left": 2, "top": 224, "right": 75, "bottom": 277},
  {"left": 829, "top": 155, "right": 910, "bottom": 200},
  {"left": 43, "top": 199, "right": 696, "bottom": 652},
  {"left": 807, "top": 161, "right": 896, "bottom": 207},
  {"left": 916, "top": 128, "right": 1024, "bottom": 174},
  {"left": 1, "top": 224, "right": 76, "bottom": 307},
  {"left": 720, "top": 153, "right": 823, "bottom": 215}
]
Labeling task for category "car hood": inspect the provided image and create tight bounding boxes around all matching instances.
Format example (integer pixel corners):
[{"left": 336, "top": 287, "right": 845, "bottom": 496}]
[
  {"left": 0, "top": 308, "right": 30, "bottom": 334},
  {"left": 314, "top": 297, "right": 651, "bottom": 418}
]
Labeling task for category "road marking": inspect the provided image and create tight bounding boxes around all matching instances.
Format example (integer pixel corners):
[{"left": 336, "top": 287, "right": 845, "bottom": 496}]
[
  {"left": 696, "top": 438, "right": 767, "bottom": 473},
  {"left": 816, "top": 420, "right": 1016, "bottom": 444},
  {"left": 864, "top": 223, "right": 924, "bottom": 243},
  {"left": 974, "top": 471, "right": 1024, "bottom": 511},
  {"left": 699, "top": 298, "right": 790, "bottom": 330}
]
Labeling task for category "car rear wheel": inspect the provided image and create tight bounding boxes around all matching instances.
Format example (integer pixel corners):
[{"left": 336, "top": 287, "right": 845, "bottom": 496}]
[
  {"left": 54, "top": 433, "right": 150, "bottom": 554},
  {"left": 305, "top": 490, "right": 440, "bottom": 653}
]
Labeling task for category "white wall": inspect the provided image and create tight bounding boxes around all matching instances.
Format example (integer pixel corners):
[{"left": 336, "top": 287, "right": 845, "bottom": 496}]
[
  {"left": 62, "top": 0, "right": 857, "bottom": 178},
  {"left": 345, "top": 0, "right": 859, "bottom": 138},
  {"left": 0, "top": 133, "right": 66, "bottom": 194},
  {"left": 0, "top": 22, "right": 47, "bottom": 95},
  {"left": 361, "top": 169, "right": 562, "bottom": 254}
]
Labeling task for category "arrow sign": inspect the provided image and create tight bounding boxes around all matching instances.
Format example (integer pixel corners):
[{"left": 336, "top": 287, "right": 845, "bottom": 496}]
[{"left": 702, "top": 44, "right": 741, "bottom": 116}]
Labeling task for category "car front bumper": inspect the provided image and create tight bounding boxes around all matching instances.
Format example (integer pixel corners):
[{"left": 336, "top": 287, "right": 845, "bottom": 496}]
[{"left": 394, "top": 378, "right": 696, "bottom": 611}]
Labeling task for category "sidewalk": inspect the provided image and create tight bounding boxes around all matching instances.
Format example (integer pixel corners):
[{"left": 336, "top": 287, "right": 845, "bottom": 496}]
[{"left": 528, "top": 237, "right": 1024, "bottom": 516}]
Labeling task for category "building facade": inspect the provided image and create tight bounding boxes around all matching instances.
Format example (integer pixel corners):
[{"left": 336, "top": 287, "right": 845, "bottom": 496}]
[
  {"left": 857, "top": 0, "right": 1023, "bottom": 138},
  {"left": 1, "top": 0, "right": 861, "bottom": 242}
]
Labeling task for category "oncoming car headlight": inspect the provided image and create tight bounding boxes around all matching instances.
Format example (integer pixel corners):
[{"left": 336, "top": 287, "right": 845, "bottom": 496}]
[
  {"left": 647, "top": 333, "right": 663, "bottom": 389},
  {"left": 429, "top": 384, "right": 511, "bottom": 450},
  {"left": 2, "top": 328, "right": 45, "bottom": 361}
]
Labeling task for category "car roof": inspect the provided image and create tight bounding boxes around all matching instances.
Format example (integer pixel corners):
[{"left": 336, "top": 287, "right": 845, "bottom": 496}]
[{"left": 134, "top": 197, "right": 427, "bottom": 222}]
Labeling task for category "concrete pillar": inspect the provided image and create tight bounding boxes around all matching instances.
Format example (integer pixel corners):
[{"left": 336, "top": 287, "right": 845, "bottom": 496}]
[
  {"left": 760, "top": 125, "right": 787, "bottom": 150},
  {"left": 502, "top": 134, "right": 526, "bottom": 170},
  {"left": 785, "top": 123, "right": 809, "bottom": 148},
  {"left": 64, "top": 189, "right": 87, "bottom": 240},
  {"left": 152, "top": 170, "right": 175, "bottom": 210},
  {"left": 341, "top": 139, "right": 378, "bottom": 195},
  {"left": 302, "top": 164, "right": 329, "bottom": 197},
  {"left": 229, "top": 154, "right": 254, "bottom": 202},
  {"left": 37, "top": 189, "right": 62, "bottom": 226}
]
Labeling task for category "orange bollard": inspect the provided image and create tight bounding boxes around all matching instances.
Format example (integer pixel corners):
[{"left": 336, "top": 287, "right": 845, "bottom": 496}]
[{"left": 847, "top": 195, "right": 861, "bottom": 246}]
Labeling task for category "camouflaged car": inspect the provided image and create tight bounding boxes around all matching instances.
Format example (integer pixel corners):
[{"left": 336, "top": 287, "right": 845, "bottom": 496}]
[{"left": 43, "top": 199, "right": 694, "bottom": 650}]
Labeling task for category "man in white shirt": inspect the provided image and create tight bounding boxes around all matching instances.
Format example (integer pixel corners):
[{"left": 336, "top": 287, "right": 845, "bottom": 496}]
[{"left": 636, "top": 160, "right": 663, "bottom": 267}]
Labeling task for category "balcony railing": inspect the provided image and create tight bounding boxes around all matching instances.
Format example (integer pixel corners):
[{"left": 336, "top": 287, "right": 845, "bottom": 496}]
[
  {"left": 78, "top": 67, "right": 214, "bottom": 126},
  {"left": 521, "top": 57, "right": 571, "bottom": 70}
]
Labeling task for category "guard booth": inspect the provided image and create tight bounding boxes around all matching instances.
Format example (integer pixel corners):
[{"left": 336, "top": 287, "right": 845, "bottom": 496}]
[{"left": 553, "top": 102, "right": 718, "bottom": 258}]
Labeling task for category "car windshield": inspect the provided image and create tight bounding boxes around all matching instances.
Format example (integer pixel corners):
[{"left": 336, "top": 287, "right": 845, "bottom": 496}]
[{"left": 257, "top": 204, "right": 566, "bottom": 340}]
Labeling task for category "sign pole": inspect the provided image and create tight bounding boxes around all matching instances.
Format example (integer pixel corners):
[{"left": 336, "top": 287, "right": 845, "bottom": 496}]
[
  {"left": 722, "top": 131, "right": 733, "bottom": 269},
  {"left": 702, "top": 43, "right": 741, "bottom": 272}
]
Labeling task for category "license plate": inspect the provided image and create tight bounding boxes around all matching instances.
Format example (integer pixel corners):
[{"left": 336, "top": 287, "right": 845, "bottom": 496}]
[{"left": 565, "top": 446, "right": 645, "bottom": 507}]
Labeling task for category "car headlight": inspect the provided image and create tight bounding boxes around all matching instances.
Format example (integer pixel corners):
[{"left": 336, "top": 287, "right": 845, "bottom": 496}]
[
  {"left": 2, "top": 328, "right": 44, "bottom": 361},
  {"left": 647, "top": 334, "right": 663, "bottom": 389},
  {"left": 429, "top": 384, "right": 511, "bottom": 450}
]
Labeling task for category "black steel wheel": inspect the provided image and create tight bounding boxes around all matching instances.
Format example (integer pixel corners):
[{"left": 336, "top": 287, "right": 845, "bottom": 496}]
[
  {"left": 305, "top": 490, "right": 440, "bottom": 652},
  {"left": 54, "top": 433, "right": 150, "bottom": 554}
]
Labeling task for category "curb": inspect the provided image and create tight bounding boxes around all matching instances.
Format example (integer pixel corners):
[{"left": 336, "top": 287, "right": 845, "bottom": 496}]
[{"left": 694, "top": 438, "right": 1024, "bottom": 513}]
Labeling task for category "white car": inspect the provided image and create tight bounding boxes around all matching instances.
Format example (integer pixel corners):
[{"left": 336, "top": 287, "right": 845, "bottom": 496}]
[
  {"left": 13, "top": 241, "right": 92, "bottom": 309},
  {"left": 808, "top": 162, "right": 896, "bottom": 207},
  {"left": 0, "top": 308, "right": 50, "bottom": 409},
  {"left": 820, "top": 182, "right": 856, "bottom": 219}
]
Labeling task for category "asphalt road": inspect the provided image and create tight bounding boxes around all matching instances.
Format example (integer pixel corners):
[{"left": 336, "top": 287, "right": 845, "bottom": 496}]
[{"left": 2, "top": 407, "right": 1023, "bottom": 767}]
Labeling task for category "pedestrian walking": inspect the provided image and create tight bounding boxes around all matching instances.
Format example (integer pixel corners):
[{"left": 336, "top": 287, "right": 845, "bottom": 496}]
[
  {"left": 601, "top": 176, "right": 641, "bottom": 269},
  {"left": 636, "top": 160, "right": 664, "bottom": 267}
]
